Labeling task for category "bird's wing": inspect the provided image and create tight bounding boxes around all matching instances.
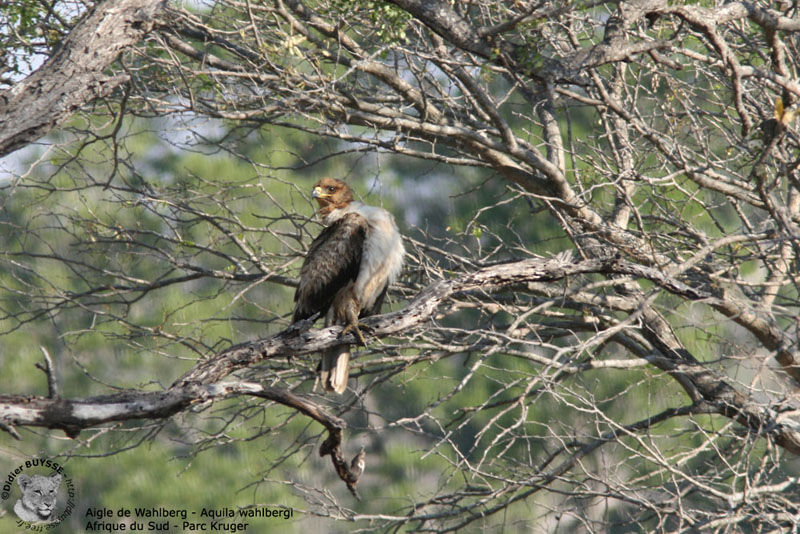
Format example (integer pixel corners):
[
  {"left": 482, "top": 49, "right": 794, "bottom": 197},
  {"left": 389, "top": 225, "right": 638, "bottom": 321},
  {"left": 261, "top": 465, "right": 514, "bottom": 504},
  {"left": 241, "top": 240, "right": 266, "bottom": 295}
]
[{"left": 293, "top": 212, "right": 368, "bottom": 322}]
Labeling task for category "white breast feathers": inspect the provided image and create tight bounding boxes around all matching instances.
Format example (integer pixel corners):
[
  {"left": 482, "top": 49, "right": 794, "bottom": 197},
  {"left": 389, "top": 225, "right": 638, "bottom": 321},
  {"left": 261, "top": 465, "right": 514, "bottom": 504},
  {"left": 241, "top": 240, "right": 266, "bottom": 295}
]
[{"left": 326, "top": 201, "right": 404, "bottom": 312}]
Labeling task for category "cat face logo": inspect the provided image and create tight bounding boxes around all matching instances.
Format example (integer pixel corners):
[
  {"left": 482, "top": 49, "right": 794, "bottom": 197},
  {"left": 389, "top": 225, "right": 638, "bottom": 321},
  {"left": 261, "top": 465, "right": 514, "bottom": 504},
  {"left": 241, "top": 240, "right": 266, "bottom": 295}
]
[
  {"left": 2, "top": 459, "right": 77, "bottom": 527},
  {"left": 14, "top": 474, "right": 62, "bottom": 523}
]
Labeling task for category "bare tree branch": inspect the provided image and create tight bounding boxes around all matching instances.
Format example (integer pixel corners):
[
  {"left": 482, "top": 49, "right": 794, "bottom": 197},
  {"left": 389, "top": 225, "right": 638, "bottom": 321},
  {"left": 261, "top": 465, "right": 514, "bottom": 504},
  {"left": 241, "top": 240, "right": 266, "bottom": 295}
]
[
  {"left": 4, "top": 0, "right": 800, "bottom": 529},
  {"left": 4, "top": 255, "right": 800, "bottom": 468}
]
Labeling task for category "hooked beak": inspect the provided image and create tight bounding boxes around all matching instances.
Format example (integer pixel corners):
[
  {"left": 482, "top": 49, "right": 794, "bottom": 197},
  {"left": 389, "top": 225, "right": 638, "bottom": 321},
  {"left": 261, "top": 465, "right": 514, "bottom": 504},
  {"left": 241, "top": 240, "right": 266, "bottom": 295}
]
[{"left": 312, "top": 186, "right": 329, "bottom": 199}]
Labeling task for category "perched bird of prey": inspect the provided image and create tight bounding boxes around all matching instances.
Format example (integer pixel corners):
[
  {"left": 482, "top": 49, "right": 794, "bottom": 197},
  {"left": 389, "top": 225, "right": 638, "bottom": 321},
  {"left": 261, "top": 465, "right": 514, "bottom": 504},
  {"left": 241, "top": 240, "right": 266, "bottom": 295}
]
[{"left": 293, "top": 178, "right": 405, "bottom": 394}]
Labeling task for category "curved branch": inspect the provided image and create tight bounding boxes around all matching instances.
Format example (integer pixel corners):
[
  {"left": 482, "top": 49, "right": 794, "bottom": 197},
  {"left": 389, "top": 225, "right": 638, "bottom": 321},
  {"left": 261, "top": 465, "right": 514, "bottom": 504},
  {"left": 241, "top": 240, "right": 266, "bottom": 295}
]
[
  {"left": 0, "top": 380, "right": 364, "bottom": 492},
  {"left": 2, "top": 254, "right": 800, "bottom": 491}
]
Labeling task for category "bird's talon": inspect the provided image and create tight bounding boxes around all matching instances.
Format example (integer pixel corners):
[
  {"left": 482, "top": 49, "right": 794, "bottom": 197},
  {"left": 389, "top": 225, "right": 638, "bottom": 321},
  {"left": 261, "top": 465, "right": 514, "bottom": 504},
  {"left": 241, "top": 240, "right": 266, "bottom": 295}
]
[
  {"left": 360, "top": 323, "right": 375, "bottom": 335},
  {"left": 341, "top": 322, "right": 371, "bottom": 346}
]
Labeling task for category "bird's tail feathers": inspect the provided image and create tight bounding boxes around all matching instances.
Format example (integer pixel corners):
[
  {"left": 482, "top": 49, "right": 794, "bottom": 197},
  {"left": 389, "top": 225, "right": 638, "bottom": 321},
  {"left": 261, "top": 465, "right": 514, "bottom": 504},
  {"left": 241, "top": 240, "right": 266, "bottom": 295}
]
[{"left": 321, "top": 345, "right": 350, "bottom": 394}]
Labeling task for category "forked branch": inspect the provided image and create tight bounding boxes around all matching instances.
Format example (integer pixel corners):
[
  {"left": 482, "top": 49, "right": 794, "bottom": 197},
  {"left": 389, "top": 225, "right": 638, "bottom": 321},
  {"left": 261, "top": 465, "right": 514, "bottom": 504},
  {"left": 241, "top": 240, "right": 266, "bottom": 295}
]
[{"left": 2, "top": 254, "right": 800, "bottom": 493}]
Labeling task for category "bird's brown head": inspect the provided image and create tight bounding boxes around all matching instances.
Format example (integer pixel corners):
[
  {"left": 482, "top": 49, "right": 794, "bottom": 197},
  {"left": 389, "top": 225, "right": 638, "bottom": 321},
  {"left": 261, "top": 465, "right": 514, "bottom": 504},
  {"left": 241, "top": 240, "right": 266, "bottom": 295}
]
[{"left": 312, "top": 178, "right": 354, "bottom": 217}]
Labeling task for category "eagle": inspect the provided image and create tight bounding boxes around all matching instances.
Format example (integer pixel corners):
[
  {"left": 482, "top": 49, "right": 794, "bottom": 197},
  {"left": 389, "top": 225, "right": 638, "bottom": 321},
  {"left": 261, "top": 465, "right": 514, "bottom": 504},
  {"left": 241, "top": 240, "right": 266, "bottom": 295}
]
[{"left": 293, "top": 178, "right": 405, "bottom": 394}]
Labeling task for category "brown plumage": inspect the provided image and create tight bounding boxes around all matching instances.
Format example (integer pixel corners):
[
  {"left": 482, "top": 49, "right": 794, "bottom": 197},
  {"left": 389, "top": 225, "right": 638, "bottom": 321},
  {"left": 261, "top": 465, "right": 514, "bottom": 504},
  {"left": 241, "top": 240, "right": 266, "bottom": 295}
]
[{"left": 293, "top": 178, "right": 404, "bottom": 394}]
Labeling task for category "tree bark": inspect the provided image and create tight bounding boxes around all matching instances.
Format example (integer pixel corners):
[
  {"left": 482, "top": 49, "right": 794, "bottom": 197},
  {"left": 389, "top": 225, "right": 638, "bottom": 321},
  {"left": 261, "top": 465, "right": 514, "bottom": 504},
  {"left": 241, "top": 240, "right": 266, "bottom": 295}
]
[{"left": 0, "top": 0, "right": 164, "bottom": 158}]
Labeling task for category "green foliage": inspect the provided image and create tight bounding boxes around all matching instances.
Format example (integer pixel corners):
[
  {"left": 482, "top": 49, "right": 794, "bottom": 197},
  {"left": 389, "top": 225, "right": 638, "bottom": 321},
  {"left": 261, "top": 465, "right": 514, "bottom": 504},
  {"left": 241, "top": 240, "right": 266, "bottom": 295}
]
[
  {"left": 4, "top": 0, "right": 800, "bottom": 530},
  {"left": 1, "top": 0, "right": 81, "bottom": 79},
  {"left": 329, "top": 0, "right": 411, "bottom": 44}
]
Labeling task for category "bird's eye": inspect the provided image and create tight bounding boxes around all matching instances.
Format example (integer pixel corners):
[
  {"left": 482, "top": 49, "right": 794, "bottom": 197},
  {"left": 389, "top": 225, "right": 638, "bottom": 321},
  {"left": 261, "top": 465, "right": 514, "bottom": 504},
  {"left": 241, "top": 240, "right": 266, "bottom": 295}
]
[{"left": 327, "top": 186, "right": 336, "bottom": 192}]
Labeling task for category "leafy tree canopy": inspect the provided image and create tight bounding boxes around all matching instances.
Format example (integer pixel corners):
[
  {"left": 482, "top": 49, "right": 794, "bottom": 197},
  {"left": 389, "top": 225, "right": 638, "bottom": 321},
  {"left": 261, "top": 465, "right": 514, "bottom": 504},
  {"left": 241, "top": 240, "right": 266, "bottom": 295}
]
[{"left": 2, "top": 0, "right": 800, "bottom": 531}]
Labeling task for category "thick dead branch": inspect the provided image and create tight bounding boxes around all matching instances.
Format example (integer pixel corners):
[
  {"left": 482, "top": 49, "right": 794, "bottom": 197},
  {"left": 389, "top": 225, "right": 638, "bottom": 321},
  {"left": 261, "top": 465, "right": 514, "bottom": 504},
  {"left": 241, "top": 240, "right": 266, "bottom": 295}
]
[
  {"left": 0, "top": 380, "right": 363, "bottom": 490},
  {"left": 3, "top": 255, "right": 799, "bottom": 462}
]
